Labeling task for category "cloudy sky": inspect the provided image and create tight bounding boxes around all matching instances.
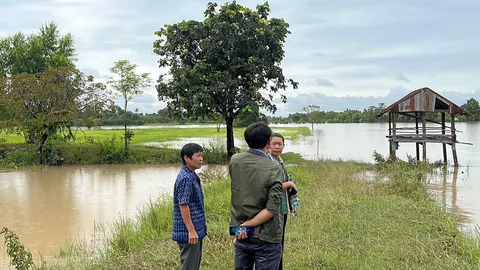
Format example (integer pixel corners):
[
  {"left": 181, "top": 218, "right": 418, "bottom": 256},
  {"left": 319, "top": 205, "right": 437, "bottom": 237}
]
[{"left": 1, "top": 0, "right": 479, "bottom": 116}]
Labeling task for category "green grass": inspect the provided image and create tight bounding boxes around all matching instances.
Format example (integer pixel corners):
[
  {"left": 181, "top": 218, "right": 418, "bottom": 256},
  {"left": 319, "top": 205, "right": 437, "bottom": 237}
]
[
  {"left": 0, "top": 132, "right": 25, "bottom": 144},
  {"left": 1, "top": 126, "right": 310, "bottom": 145},
  {"left": 39, "top": 157, "right": 480, "bottom": 270}
]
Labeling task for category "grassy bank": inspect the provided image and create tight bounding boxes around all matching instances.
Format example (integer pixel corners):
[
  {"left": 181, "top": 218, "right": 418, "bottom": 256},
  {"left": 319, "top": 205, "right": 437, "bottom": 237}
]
[
  {"left": 0, "top": 126, "right": 308, "bottom": 167},
  {"left": 0, "top": 140, "right": 228, "bottom": 167},
  {"left": 38, "top": 155, "right": 480, "bottom": 270}
]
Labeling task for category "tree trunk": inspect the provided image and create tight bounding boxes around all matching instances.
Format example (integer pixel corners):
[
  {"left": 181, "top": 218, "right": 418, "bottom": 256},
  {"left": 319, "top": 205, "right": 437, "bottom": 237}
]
[
  {"left": 37, "top": 132, "right": 49, "bottom": 164},
  {"left": 25, "top": 129, "right": 38, "bottom": 144},
  {"left": 217, "top": 122, "right": 220, "bottom": 132},
  {"left": 124, "top": 100, "right": 128, "bottom": 156},
  {"left": 226, "top": 116, "right": 235, "bottom": 158}
]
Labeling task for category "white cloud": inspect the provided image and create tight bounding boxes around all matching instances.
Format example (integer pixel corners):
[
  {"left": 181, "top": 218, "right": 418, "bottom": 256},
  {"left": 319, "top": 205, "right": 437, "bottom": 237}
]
[
  {"left": 1, "top": 0, "right": 479, "bottom": 114},
  {"left": 15, "top": 0, "right": 138, "bottom": 44}
]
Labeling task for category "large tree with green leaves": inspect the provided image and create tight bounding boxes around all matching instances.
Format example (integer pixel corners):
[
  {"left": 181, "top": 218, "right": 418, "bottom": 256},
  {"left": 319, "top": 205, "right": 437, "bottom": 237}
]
[
  {"left": 0, "top": 67, "right": 112, "bottom": 163},
  {"left": 0, "top": 22, "right": 75, "bottom": 76},
  {"left": 108, "top": 60, "right": 151, "bottom": 156},
  {"left": 234, "top": 104, "right": 268, "bottom": 127},
  {"left": 153, "top": 1, "right": 298, "bottom": 155},
  {"left": 0, "top": 22, "right": 76, "bottom": 143}
]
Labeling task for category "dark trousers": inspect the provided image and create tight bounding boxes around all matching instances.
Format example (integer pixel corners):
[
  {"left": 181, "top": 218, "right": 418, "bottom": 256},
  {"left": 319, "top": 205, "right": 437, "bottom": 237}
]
[
  {"left": 278, "top": 214, "right": 288, "bottom": 270},
  {"left": 178, "top": 240, "right": 203, "bottom": 270},
  {"left": 234, "top": 238, "right": 282, "bottom": 270}
]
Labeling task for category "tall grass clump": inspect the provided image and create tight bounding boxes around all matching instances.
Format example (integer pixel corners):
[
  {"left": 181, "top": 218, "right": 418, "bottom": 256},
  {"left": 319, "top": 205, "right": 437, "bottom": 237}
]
[
  {"left": 372, "top": 150, "right": 443, "bottom": 201},
  {"left": 202, "top": 142, "right": 229, "bottom": 164}
]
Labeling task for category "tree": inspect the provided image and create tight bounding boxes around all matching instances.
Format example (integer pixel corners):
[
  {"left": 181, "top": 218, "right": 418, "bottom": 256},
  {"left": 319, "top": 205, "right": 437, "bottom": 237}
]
[
  {"left": 214, "top": 113, "right": 223, "bottom": 132},
  {"left": 108, "top": 60, "right": 151, "bottom": 156},
  {"left": 0, "top": 67, "right": 113, "bottom": 163},
  {"left": 0, "top": 22, "right": 76, "bottom": 143},
  {"left": 234, "top": 104, "right": 268, "bottom": 127},
  {"left": 303, "top": 105, "right": 321, "bottom": 130},
  {"left": 153, "top": 1, "right": 298, "bottom": 156},
  {"left": 461, "top": 98, "right": 480, "bottom": 122}
]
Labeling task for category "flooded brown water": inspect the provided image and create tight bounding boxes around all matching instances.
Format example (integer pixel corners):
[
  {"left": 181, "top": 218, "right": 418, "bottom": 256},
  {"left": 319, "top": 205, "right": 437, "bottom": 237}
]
[
  {"left": 1, "top": 123, "right": 479, "bottom": 267},
  {"left": 0, "top": 164, "right": 220, "bottom": 267}
]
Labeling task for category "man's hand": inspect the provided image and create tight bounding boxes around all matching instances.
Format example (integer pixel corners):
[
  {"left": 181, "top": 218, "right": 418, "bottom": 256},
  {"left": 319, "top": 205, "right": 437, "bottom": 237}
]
[
  {"left": 188, "top": 229, "right": 199, "bottom": 245},
  {"left": 233, "top": 225, "right": 248, "bottom": 243},
  {"left": 283, "top": 182, "right": 296, "bottom": 190}
]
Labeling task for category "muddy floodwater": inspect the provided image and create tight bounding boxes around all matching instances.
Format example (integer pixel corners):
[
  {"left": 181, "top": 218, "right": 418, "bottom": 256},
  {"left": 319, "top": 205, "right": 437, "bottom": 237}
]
[
  {"left": 0, "top": 164, "right": 222, "bottom": 267},
  {"left": 1, "top": 123, "right": 479, "bottom": 267}
]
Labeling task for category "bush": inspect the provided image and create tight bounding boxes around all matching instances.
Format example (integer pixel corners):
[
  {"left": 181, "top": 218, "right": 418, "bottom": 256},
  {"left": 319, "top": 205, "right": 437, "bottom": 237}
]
[
  {"left": 0, "top": 144, "right": 37, "bottom": 167},
  {"left": 202, "top": 142, "right": 228, "bottom": 164}
]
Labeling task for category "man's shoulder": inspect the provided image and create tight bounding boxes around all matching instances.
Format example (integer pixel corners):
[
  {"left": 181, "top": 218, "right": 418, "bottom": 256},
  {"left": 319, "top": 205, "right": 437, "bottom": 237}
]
[
  {"left": 230, "top": 152, "right": 279, "bottom": 168},
  {"left": 176, "top": 167, "right": 187, "bottom": 178},
  {"left": 232, "top": 152, "right": 249, "bottom": 159},
  {"left": 175, "top": 167, "right": 192, "bottom": 183},
  {"left": 229, "top": 152, "right": 249, "bottom": 163}
]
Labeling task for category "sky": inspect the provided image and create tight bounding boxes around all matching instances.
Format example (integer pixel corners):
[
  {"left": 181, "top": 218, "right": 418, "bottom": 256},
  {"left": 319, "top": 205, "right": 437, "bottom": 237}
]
[{"left": 1, "top": 0, "right": 480, "bottom": 116}]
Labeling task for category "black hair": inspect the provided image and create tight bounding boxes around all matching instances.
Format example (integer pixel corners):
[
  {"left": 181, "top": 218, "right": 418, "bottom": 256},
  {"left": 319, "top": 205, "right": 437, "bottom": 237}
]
[
  {"left": 271, "top": 133, "right": 285, "bottom": 143},
  {"left": 244, "top": 122, "right": 272, "bottom": 149},
  {"left": 180, "top": 143, "right": 203, "bottom": 165}
]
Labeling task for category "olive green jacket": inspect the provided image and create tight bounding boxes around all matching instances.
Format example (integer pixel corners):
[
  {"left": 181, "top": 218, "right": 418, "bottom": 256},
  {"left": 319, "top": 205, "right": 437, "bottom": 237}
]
[{"left": 229, "top": 149, "right": 284, "bottom": 243}]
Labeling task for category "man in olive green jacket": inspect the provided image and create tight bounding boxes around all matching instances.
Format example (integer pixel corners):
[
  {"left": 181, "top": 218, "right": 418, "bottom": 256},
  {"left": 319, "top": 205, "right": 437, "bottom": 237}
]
[{"left": 229, "top": 122, "right": 284, "bottom": 270}]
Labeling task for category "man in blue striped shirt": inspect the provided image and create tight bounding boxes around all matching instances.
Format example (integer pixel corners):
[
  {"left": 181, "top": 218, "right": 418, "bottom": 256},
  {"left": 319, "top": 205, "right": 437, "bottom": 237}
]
[{"left": 172, "top": 143, "right": 206, "bottom": 270}]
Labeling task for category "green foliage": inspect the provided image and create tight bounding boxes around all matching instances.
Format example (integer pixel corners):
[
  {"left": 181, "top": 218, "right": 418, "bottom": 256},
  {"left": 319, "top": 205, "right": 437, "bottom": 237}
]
[
  {"left": 0, "top": 22, "right": 75, "bottom": 77},
  {"left": 233, "top": 104, "right": 268, "bottom": 127},
  {"left": 0, "top": 67, "right": 113, "bottom": 163},
  {"left": 460, "top": 98, "right": 480, "bottom": 121},
  {"left": 303, "top": 104, "right": 321, "bottom": 128},
  {"left": 153, "top": 1, "right": 298, "bottom": 154},
  {"left": 202, "top": 142, "right": 229, "bottom": 164},
  {"left": 0, "top": 144, "right": 37, "bottom": 167},
  {"left": 108, "top": 60, "right": 151, "bottom": 103},
  {"left": 1, "top": 227, "right": 35, "bottom": 270},
  {"left": 0, "top": 23, "right": 114, "bottom": 163},
  {"left": 0, "top": 22, "right": 78, "bottom": 146},
  {"left": 108, "top": 60, "right": 152, "bottom": 156},
  {"left": 372, "top": 150, "right": 446, "bottom": 201}
]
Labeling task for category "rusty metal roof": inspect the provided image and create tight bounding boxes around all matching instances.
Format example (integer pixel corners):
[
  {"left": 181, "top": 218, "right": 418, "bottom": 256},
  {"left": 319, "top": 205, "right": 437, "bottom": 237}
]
[{"left": 377, "top": 87, "right": 467, "bottom": 117}]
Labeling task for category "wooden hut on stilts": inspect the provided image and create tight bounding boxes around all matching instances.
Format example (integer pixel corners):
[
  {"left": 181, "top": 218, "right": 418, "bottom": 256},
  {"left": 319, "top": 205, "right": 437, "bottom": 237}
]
[{"left": 376, "top": 87, "right": 472, "bottom": 166}]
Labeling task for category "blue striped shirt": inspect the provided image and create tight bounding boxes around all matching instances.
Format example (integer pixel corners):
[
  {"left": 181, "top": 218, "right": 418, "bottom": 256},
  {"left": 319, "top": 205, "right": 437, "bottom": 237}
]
[{"left": 172, "top": 166, "right": 207, "bottom": 243}]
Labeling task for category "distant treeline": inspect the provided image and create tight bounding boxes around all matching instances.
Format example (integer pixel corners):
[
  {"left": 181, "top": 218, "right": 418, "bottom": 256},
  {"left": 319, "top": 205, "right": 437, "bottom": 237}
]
[
  {"left": 272, "top": 98, "right": 480, "bottom": 124},
  {"left": 94, "top": 98, "right": 480, "bottom": 127}
]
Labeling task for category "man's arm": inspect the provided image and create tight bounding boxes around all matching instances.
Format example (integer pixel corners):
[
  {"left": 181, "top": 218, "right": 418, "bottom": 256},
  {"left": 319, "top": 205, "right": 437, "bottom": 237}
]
[
  {"left": 240, "top": 209, "right": 274, "bottom": 227},
  {"left": 179, "top": 204, "right": 199, "bottom": 244}
]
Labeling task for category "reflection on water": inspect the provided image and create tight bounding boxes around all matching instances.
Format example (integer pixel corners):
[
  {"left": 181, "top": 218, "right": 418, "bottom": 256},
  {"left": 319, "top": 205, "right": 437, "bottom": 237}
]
[
  {"left": 428, "top": 166, "right": 478, "bottom": 233},
  {"left": 0, "top": 164, "right": 219, "bottom": 267}
]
